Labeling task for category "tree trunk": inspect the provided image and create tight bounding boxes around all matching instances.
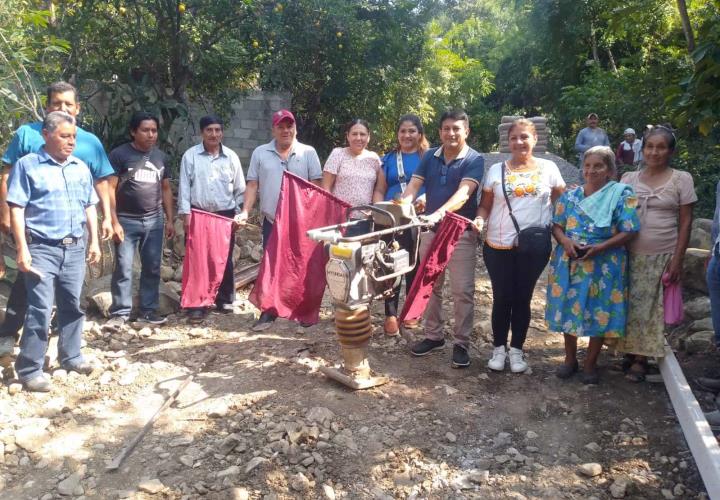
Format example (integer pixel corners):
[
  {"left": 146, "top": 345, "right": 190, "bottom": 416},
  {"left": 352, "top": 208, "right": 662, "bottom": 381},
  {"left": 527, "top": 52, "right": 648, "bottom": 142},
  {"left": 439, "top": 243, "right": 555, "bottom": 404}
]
[
  {"left": 607, "top": 48, "right": 618, "bottom": 73},
  {"left": 590, "top": 23, "right": 600, "bottom": 65},
  {"left": 676, "top": 0, "right": 696, "bottom": 53}
]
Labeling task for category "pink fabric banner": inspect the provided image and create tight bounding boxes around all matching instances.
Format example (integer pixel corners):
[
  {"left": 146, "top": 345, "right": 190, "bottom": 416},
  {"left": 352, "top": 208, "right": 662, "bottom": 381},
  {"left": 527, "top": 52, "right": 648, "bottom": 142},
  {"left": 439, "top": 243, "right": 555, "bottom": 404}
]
[
  {"left": 180, "top": 209, "right": 234, "bottom": 308},
  {"left": 399, "top": 212, "right": 471, "bottom": 322},
  {"left": 249, "top": 172, "right": 350, "bottom": 325}
]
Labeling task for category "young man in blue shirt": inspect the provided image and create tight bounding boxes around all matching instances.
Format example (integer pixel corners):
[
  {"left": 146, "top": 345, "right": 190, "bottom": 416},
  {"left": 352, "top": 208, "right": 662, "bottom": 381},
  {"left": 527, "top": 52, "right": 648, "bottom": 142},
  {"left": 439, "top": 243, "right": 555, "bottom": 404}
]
[
  {"left": 401, "top": 109, "right": 484, "bottom": 368},
  {"left": 7, "top": 112, "right": 101, "bottom": 391}
]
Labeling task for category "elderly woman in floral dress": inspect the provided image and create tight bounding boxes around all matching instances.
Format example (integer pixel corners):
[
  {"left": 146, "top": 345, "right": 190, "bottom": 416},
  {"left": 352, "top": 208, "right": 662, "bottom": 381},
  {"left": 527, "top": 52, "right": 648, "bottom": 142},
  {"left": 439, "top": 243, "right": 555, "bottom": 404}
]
[{"left": 545, "top": 146, "right": 640, "bottom": 384}]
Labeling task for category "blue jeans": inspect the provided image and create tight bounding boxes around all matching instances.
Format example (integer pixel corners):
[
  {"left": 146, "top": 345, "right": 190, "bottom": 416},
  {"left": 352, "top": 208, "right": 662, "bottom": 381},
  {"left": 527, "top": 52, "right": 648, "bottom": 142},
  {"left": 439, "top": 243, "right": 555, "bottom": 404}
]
[
  {"left": 16, "top": 240, "right": 87, "bottom": 381},
  {"left": 706, "top": 251, "right": 720, "bottom": 347},
  {"left": 110, "top": 214, "right": 164, "bottom": 318}
]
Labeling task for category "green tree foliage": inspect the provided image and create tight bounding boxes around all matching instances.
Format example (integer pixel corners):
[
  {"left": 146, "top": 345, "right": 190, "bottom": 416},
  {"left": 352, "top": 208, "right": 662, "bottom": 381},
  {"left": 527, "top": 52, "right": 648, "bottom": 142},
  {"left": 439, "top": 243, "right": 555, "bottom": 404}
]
[
  {"left": 1, "top": 0, "right": 718, "bottom": 216},
  {"left": 257, "top": 0, "right": 433, "bottom": 155},
  {"left": 0, "top": 0, "right": 70, "bottom": 150}
]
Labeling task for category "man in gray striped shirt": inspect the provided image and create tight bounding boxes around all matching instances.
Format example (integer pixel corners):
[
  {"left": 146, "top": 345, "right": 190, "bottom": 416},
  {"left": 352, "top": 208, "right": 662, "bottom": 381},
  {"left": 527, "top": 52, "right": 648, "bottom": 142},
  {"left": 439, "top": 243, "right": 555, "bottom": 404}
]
[{"left": 178, "top": 115, "right": 246, "bottom": 323}]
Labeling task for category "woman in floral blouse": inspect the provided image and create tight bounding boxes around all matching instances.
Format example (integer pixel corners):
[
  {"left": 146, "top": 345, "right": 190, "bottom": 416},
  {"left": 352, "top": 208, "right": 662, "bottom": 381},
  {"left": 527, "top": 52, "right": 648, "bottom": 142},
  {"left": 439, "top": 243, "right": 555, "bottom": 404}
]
[
  {"left": 322, "top": 118, "right": 386, "bottom": 231},
  {"left": 546, "top": 146, "right": 640, "bottom": 384}
]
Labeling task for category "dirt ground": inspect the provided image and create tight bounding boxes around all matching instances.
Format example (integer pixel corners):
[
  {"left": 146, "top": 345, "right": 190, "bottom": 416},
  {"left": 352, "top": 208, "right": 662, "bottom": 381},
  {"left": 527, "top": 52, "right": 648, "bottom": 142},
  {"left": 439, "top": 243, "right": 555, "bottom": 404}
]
[{"left": 0, "top": 260, "right": 714, "bottom": 500}]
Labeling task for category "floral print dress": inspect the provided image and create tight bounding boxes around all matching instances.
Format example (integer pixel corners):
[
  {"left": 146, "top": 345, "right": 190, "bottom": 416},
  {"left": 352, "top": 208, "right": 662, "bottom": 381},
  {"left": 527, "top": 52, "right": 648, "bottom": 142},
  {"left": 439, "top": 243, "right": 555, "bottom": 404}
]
[{"left": 545, "top": 185, "right": 640, "bottom": 337}]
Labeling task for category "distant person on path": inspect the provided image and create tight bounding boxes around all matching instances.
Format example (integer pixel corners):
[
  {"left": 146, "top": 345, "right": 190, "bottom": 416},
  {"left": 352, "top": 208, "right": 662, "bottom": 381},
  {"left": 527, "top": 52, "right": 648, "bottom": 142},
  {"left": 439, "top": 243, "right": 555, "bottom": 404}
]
[
  {"left": 380, "top": 114, "right": 429, "bottom": 336},
  {"left": 178, "top": 115, "right": 246, "bottom": 324},
  {"left": 477, "top": 118, "right": 566, "bottom": 373},
  {"left": 546, "top": 146, "right": 640, "bottom": 385},
  {"left": 699, "top": 179, "right": 720, "bottom": 429},
  {"left": 0, "top": 81, "right": 115, "bottom": 358},
  {"left": 615, "top": 128, "right": 641, "bottom": 174},
  {"left": 614, "top": 127, "right": 696, "bottom": 382},
  {"left": 574, "top": 113, "right": 610, "bottom": 167},
  {"left": 322, "top": 119, "right": 386, "bottom": 235},
  {"left": 636, "top": 124, "right": 654, "bottom": 165},
  {"left": 105, "top": 112, "right": 175, "bottom": 330},
  {"left": 7, "top": 112, "right": 101, "bottom": 391},
  {"left": 236, "top": 109, "right": 323, "bottom": 332},
  {"left": 401, "top": 109, "right": 485, "bottom": 368}
]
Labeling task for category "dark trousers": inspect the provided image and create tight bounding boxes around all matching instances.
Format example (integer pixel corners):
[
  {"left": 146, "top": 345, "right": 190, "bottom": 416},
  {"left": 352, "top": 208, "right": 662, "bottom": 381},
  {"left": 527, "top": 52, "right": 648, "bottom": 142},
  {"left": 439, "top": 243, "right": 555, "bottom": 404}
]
[
  {"left": 0, "top": 273, "right": 26, "bottom": 338},
  {"left": 215, "top": 209, "right": 236, "bottom": 306},
  {"left": 187, "top": 207, "right": 236, "bottom": 309},
  {"left": 384, "top": 228, "right": 417, "bottom": 317},
  {"left": 262, "top": 217, "right": 273, "bottom": 251},
  {"left": 483, "top": 243, "right": 550, "bottom": 349}
]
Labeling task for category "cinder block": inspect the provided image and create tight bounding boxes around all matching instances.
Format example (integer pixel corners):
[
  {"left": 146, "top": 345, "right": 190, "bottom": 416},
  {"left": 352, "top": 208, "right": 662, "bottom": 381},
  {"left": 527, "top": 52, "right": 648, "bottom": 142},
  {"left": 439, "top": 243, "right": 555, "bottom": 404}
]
[
  {"left": 244, "top": 100, "right": 264, "bottom": 111},
  {"left": 240, "top": 119, "right": 259, "bottom": 129},
  {"left": 234, "top": 128, "right": 253, "bottom": 139}
]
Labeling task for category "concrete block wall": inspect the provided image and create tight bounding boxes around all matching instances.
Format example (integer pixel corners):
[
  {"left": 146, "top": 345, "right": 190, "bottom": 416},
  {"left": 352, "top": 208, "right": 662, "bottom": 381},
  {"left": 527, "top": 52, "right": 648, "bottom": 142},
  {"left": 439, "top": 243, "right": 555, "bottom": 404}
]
[{"left": 183, "top": 90, "right": 292, "bottom": 170}]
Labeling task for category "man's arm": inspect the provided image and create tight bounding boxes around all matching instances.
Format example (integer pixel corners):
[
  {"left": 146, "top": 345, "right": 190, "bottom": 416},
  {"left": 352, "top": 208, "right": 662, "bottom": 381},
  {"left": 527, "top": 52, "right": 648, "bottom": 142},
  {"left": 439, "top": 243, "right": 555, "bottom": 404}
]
[
  {"left": 435, "top": 179, "right": 478, "bottom": 215},
  {"left": 232, "top": 156, "right": 246, "bottom": 213},
  {"left": 84, "top": 204, "right": 101, "bottom": 264},
  {"left": 574, "top": 129, "right": 587, "bottom": 154},
  {"left": 178, "top": 152, "right": 192, "bottom": 231},
  {"left": 106, "top": 176, "right": 124, "bottom": 242},
  {"left": 161, "top": 179, "right": 175, "bottom": 239},
  {"left": 94, "top": 177, "right": 114, "bottom": 241},
  {"left": 0, "top": 163, "right": 11, "bottom": 233},
  {"left": 308, "top": 149, "right": 323, "bottom": 187},
  {"left": 9, "top": 205, "right": 30, "bottom": 272},
  {"left": 236, "top": 180, "right": 258, "bottom": 225}
]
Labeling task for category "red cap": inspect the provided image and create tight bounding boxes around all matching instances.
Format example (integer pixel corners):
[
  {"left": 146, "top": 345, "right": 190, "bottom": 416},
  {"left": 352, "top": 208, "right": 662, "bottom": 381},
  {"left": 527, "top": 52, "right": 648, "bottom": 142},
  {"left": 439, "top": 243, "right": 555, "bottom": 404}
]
[{"left": 272, "top": 109, "right": 295, "bottom": 127}]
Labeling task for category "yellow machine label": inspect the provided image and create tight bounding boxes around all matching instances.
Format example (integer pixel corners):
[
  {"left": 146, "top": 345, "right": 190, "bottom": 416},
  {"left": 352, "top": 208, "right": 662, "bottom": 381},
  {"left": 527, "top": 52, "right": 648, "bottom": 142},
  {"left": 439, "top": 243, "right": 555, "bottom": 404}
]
[{"left": 330, "top": 244, "right": 353, "bottom": 259}]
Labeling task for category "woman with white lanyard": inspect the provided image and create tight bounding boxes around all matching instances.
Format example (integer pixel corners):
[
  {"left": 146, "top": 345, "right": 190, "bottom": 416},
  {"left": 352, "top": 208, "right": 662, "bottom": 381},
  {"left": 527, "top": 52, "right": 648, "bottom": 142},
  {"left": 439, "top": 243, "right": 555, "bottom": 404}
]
[{"left": 380, "top": 114, "right": 429, "bottom": 336}]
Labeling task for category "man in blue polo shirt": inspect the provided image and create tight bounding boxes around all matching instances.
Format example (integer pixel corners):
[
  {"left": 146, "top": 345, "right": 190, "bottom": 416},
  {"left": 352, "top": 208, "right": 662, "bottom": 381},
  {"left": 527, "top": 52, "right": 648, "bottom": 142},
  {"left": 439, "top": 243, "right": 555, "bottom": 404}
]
[
  {"left": 7, "top": 111, "right": 101, "bottom": 391},
  {"left": 0, "top": 81, "right": 114, "bottom": 357},
  {"left": 401, "top": 109, "right": 484, "bottom": 368}
]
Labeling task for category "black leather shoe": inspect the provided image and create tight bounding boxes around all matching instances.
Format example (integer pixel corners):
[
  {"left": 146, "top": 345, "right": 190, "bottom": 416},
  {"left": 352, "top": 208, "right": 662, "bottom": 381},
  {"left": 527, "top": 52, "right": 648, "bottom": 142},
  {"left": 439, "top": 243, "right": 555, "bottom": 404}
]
[
  {"left": 451, "top": 345, "right": 470, "bottom": 368},
  {"left": 23, "top": 375, "right": 51, "bottom": 392},
  {"left": 65, "top": 361, "right": 94, "bottom": 375},
  {"left": 252, "top": 311, "right": 277, "bottom": 331},
  {"left": 188, "top": 309, "right": 206, "bottom": 324}
]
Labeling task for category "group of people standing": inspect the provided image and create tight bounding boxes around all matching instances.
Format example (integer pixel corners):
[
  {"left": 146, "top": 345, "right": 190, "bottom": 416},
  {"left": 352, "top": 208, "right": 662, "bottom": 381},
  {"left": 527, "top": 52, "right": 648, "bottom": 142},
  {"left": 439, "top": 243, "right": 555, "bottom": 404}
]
[{"left": 0, "top": 80, "right": 707, "bottom": 399}]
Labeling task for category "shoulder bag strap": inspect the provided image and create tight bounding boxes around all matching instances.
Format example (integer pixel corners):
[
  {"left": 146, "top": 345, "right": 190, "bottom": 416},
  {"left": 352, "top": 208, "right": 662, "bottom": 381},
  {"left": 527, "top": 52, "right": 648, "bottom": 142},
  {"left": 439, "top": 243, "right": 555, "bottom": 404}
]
[
  {"left": 396, "top": 151, "right": 407, "bottom": 192},
  {"left": 501, "top": 162, "right": 522, "bottom": 237}
]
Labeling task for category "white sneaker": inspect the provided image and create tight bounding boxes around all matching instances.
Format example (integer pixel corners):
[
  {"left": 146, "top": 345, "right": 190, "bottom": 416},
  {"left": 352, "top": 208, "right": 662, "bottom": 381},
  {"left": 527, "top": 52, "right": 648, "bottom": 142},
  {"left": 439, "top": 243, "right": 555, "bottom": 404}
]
[
  {"left": 488, "top": 346, "right": 507, "bottom": 371},
  {"left": 0, "top": 336, "right": 14, "bottom": 357},
  {"left": 508, "top": 347, "right": 528, "bottom": 373}
]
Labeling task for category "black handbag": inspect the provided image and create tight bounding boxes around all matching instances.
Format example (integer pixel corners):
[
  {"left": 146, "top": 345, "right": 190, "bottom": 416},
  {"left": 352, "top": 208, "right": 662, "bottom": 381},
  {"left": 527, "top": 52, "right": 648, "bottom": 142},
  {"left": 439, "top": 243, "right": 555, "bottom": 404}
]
[{"left": 501, "top": 162, "right": 552, "bottom": 255}]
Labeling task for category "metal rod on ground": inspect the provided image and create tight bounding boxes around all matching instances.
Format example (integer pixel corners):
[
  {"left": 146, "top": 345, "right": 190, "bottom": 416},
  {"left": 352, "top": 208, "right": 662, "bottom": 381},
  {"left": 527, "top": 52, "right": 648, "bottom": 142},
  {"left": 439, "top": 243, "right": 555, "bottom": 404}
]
[
  {"left": 659, "top": 343, "right": 720, "bottom": 498},
  {"left": 105, "top": 352, "right": 217, "bottom": 472}
]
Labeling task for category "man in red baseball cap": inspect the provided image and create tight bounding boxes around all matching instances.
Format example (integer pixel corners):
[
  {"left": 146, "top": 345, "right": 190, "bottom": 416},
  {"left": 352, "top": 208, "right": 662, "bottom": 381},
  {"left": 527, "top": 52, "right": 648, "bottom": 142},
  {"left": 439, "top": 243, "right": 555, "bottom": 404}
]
[{"left": 236, "top": 109, "right": 323, "bottom": 331}]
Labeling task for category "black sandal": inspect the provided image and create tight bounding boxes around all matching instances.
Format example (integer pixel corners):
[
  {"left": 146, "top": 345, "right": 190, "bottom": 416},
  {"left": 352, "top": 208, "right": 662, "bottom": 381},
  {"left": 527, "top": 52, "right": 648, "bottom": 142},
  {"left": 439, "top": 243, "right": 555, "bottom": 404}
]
[
  {"left": 610, "top": 354, "right": 634, "bottom": 373},
  {"left": 625, "top": 361, "right": 647, "bottom": 383}
]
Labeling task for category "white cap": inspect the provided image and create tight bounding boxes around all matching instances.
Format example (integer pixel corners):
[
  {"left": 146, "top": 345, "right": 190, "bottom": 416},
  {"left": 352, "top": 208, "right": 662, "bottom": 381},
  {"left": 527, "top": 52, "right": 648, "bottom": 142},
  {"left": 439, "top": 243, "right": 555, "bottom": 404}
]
[{"left": 624, "top": 128, "right": 636, "bottom": 135}]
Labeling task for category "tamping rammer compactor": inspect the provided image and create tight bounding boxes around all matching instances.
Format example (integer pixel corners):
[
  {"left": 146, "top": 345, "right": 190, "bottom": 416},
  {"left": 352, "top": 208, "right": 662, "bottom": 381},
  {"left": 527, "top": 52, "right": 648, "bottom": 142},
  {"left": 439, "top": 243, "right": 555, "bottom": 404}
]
[{"left": 307, "top": 201, "right": 431, "bottom": 389}]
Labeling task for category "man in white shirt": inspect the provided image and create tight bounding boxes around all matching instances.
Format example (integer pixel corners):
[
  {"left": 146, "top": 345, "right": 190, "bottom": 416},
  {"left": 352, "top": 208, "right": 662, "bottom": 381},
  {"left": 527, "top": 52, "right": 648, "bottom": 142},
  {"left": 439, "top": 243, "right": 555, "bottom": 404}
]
[{"left": 178, "top": 115, "right": 245, "bottom": 323}]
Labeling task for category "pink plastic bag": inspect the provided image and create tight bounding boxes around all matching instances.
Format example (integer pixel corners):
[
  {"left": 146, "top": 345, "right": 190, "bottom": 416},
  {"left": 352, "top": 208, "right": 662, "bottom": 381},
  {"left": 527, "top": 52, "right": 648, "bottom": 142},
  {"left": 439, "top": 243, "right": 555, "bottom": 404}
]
[{"left": 662, "top": 272, "right": 684, "bottom": 326}]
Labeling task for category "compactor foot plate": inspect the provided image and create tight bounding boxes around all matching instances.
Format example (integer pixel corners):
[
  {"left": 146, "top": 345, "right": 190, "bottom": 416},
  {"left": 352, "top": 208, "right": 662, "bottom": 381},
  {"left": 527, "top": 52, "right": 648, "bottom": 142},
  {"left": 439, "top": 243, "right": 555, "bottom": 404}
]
[{"left": 319, "top": 365, "right": 389, "bottom": 390}]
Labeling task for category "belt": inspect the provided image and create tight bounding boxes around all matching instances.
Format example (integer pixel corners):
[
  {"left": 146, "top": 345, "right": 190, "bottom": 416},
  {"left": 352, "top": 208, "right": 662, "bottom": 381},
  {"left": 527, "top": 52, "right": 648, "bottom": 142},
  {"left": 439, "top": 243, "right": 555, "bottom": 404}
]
[{"left": 28, "top": 235, "right": 80, "bottom": 246}]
